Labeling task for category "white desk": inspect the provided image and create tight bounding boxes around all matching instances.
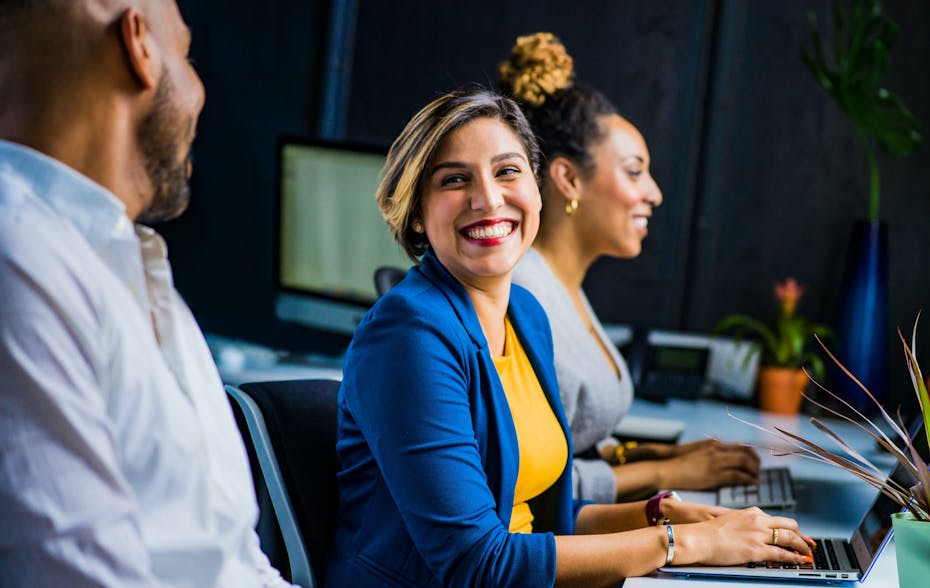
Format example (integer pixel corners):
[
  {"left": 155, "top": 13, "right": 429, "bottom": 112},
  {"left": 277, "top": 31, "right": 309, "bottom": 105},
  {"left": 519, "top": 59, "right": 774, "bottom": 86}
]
[
  {"left": 205, "top": 333, "right": 344, "bottom": 385},
  {"left": 623, "top": 398, "right": 900, "bottom": 587}
]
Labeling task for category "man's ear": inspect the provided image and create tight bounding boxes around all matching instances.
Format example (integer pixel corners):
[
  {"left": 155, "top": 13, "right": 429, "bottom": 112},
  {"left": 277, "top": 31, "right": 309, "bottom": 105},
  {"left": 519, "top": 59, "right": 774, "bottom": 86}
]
[
  {"left": 119, "top": 8, "right": 157, "bottom": 90},
  {"left": 547, "top": 156, "right": 583, "bottom": 202}
]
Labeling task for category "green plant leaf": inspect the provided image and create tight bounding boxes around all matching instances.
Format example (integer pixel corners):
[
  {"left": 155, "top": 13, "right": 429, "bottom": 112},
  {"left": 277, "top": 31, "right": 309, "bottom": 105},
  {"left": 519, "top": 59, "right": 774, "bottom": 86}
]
[
  {"left": 810, "top": 325, "right": 835, "bottom": 338},
  {"left": 714, "top": 315, "right": 780, "bottom": 362},
  {"left": 801, "top": 0, "right": 922, "bottom": 218},
  {"left": 901, "top": 319, "right": 930, "bottom": 463},
  {"left": 802, "top": 352, "right": 826, "bottom": 382}
]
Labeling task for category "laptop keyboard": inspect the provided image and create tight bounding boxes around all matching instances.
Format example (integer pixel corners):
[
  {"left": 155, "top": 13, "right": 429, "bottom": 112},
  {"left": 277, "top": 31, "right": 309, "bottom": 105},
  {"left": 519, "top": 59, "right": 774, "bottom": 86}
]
[
  {"left": 717, "top": 466, "right": 796, "bottom": 509},
  {"left": 743, "top": 538, "right": 855, "bottom": 572},
  {"left": 815, "top": 540, "right": 836, "bottom": 570}
]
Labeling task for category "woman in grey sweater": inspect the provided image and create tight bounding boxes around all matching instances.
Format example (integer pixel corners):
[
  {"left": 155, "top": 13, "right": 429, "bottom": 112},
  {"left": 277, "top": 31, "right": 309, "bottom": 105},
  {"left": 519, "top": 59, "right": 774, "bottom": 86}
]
[{"left": 502, "top": 32, "right": 760, "bottom": 504}]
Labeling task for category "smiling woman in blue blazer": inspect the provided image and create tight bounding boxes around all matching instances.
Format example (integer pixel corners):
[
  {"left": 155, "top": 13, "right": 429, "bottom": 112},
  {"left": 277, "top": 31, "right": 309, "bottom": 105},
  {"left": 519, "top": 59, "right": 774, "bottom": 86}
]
[{"left": 326, "top": 88, "right": 814, "bottom": 588}]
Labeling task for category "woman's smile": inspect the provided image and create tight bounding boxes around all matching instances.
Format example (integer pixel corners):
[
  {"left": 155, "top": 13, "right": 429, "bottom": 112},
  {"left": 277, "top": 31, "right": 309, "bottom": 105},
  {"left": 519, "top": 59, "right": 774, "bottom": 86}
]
[{"left": 461, "top": 219, "right": 519, "bottom": 244}]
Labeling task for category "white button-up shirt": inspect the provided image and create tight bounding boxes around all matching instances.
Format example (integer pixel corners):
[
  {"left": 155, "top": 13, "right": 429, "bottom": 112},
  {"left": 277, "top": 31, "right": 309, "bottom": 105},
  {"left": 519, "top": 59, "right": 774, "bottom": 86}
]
[{"left": 0, "top": 141, "right": 291, "bottom": 588}]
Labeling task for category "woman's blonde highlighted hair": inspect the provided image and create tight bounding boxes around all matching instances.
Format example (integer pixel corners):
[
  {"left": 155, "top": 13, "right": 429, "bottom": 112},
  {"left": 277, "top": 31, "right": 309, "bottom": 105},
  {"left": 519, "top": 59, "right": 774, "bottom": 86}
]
[{"left": 377, "top": 88, "right": 540, "bottom": 261}]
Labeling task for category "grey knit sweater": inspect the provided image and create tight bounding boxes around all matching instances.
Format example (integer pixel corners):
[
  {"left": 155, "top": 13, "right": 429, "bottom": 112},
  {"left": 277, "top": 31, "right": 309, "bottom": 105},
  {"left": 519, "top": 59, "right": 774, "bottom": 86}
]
[{"left": 512, "top": 248, "right": 633, "bottom": 503}]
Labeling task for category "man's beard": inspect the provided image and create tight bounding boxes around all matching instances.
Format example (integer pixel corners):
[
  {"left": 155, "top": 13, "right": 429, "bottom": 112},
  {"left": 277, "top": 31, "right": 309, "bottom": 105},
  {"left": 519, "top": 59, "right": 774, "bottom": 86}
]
[{"left": 136, "top": 74, "right": 194, "bottom": 225}]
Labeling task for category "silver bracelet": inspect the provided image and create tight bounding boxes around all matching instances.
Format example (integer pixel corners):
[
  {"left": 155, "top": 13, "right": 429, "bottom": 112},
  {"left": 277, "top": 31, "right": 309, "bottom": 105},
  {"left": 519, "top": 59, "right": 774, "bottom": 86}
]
[{"left": 665, "top": 525, "right": 675, "bottom": 566}]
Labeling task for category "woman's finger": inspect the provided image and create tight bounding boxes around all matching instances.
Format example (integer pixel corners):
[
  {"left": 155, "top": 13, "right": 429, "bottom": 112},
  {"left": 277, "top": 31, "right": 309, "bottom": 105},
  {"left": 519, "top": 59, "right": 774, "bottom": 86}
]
[
  {"left": 762, "top": 544, "right": 813, "bottom": 564},
  {"left": 763, "top": 515, "right": 802, "bottom": 532},
  {"left": 710, "top": 450, "right": 760, "bottom": 474},
  {"left": 770, "top": 528, "right": 812, "bottom": 555},
  {"left": 717, "top": 470, "right": 759, "bottom": 486}
]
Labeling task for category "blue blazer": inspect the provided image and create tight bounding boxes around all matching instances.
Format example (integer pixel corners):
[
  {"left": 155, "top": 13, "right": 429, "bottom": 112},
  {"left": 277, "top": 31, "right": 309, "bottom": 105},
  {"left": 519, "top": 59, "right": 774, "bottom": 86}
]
[{"left": 326, "top": 252, "right": 587, "bottom": 587}]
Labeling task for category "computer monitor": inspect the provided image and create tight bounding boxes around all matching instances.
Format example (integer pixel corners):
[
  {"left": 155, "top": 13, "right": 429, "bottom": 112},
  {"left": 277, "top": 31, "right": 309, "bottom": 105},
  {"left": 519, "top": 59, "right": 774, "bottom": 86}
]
[{"left": 275, "top": 138, "right": 412, "bottom": 336}]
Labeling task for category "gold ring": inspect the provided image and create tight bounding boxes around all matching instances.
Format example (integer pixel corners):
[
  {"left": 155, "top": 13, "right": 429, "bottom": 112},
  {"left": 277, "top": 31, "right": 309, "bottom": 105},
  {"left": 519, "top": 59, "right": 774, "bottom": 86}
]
[{"left": 772, "top": 528, "right": 780, "bottom": 546}]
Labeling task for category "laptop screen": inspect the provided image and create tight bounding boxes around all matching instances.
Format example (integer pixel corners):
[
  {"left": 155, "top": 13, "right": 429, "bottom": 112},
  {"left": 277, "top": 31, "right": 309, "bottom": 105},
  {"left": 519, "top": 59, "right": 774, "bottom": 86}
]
[
  {"left": 852, "top": 422, "right": 928, "bottom": 565},
  {"left": 854, "top": 486, "right": 901, "bottom": 557}
]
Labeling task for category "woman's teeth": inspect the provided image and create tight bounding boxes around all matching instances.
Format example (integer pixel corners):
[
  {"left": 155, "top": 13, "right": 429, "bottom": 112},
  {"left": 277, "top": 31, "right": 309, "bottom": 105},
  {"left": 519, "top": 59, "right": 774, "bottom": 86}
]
[
  {"left": 466, "top": 222, "right": 513, "bottom": 239},
  {"left": 632, "top": 217, "right": 649, "bottom": 229}
]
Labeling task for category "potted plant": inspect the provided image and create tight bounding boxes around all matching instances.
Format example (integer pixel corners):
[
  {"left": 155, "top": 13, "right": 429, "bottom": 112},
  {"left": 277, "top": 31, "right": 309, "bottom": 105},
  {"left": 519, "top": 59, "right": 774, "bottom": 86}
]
[
  {"left": 748, "top": 318, "right": 930, "bottom": 588},
  {"left": 800, "top": 0, "right": 922, "bottom": 411},
  {"left": 715, "top": 278, "right": 833, "bottom": 414}
]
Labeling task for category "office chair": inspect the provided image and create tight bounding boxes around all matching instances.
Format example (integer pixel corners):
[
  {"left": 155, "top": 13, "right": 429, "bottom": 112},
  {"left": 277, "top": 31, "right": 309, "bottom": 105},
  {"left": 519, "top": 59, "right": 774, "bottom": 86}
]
[
  {"left": 226, "top": 379, "right": 341, "bottom": 588},
  {"left": 373, "top": 265, "right": 406, "bottom": 297}
]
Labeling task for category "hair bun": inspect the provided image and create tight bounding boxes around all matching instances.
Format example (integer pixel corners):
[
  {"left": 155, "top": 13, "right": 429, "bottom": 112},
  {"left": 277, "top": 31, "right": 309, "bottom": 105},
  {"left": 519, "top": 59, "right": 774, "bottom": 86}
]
[{"left": 498, "top": 32, "right": 574, "bottom": 107}]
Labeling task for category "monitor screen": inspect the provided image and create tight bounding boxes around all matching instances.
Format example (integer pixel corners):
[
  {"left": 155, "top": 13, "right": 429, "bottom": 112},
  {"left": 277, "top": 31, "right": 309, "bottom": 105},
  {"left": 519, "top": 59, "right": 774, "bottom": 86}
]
[{"left": 276, "top": 139, "right": 412, "bottom": 335}]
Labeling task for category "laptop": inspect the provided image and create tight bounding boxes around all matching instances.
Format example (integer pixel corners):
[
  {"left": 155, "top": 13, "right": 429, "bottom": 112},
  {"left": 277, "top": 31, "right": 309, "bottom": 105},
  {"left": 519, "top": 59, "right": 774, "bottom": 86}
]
[
  {"left": 717, "top": 466, "right": 797, "bottom": 509},
  {"left": 661, "top": 423, "right": 927, "bottom": 583},
  {"left": 612, "top": 415, "right": 685, "bottom": 444}
]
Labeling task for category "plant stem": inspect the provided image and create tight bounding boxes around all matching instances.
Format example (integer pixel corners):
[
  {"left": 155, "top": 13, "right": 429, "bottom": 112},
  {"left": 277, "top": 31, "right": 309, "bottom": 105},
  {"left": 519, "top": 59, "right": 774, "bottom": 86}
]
[{"left": 857, "top": 131, "right": 881, "bottom": 220}]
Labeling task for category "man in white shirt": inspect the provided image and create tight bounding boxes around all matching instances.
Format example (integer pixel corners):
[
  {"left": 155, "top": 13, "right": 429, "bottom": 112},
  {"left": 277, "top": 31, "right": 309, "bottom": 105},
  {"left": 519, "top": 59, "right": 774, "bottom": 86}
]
[{"left": 0, "top": 1, "right": 293, "bottom": 586}]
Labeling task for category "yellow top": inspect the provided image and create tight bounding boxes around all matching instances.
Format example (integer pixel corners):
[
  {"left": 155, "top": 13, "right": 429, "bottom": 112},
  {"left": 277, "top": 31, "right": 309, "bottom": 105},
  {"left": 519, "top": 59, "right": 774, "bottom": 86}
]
[{"left": 492, "top": 317, "right": 568, "bottom": 533}]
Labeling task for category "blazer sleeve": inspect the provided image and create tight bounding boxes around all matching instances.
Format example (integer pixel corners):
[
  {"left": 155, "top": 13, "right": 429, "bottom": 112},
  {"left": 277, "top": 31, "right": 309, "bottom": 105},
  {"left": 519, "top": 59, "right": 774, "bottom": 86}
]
[{"left": 341, "top": 294, "right": 556, "bottom": 588}]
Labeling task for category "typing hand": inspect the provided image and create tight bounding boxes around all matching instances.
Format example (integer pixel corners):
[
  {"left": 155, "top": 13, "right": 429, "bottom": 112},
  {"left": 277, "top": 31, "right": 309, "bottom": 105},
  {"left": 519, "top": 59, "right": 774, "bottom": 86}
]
[
  {"left": 672, "top": 508, "right": 814, "bottom": 567},
  {"left": 660, "top": 439, "right": 760, "bottom": 490},
  {"left": 662, "top": 499, "right": 732, "bottom": 524}
]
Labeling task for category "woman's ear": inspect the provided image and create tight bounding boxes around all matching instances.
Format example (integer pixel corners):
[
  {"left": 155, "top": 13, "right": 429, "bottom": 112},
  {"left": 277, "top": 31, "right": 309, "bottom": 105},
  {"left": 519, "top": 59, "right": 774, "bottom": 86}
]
[
  {"left": 547, "top": 156, "right": 583, "bottom": 203},
  {"left": 119, "top": 8, "right": 158, "bottom": 90}
]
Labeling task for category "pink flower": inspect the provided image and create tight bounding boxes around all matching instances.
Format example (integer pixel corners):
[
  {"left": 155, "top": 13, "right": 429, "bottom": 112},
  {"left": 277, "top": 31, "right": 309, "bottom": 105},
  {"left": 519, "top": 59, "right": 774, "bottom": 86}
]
[{"left": 774, "top": 278, "right": 805, "bottom": 317}]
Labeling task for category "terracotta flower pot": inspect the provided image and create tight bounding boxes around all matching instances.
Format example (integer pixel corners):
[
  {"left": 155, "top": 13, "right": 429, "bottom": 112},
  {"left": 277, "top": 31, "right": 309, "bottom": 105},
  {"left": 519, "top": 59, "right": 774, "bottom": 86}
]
[{"left": 757, "top": 366, "right": 809, "bottom": 414}]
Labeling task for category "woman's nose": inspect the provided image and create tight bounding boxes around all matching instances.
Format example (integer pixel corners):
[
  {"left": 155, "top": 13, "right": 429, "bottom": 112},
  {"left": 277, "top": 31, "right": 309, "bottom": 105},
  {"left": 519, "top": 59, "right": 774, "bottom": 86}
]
[
  {"left": 470, "top": 175, "right": 505, "bottom": 211},
  {"left": 644, "top": 177, "right": 663, "bottom": 207}
]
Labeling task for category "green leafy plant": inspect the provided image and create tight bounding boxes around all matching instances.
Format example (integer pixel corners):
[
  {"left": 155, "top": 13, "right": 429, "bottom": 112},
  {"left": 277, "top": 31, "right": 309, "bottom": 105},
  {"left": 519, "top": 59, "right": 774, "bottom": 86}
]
[
  {"left": 800, "top": 0, "right": 922, "bottom": 221},
  {"left": 737, "top": 317, "right": 930, "bottom": 522},
  {"left": 715, "top": 278, "right": 833, "bottom": 380}
]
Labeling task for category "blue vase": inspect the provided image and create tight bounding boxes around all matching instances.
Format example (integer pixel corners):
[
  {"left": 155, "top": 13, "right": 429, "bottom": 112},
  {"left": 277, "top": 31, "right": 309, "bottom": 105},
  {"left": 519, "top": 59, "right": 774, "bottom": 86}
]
[{"left": 835, "top": 220, "right": 889, "bottom": 413}]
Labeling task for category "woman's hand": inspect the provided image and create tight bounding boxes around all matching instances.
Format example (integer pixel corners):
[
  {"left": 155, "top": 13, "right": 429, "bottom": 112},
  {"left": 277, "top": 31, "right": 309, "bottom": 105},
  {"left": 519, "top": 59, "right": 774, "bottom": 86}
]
[
  {"left": 674, "top": 507, "right": 816, "bottom": 566},
  {"left": 659, "top": 440, "right": 760, "bottom": 490},
  {"left": 662, "top": 499, "right": 731, "bottom": 524},
  {"left": 677, "top": 438, "right": 758, "bottom": 457}
]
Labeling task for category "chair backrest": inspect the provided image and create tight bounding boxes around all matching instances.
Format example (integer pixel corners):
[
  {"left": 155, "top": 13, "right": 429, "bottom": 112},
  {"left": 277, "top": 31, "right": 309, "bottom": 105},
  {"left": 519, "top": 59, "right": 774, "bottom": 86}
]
[
  {"left": 373, "top": 265, "right": 406, "bottom": 297},
  {"left": 229, "top": 379, "right": 341, "bottom": 588}
]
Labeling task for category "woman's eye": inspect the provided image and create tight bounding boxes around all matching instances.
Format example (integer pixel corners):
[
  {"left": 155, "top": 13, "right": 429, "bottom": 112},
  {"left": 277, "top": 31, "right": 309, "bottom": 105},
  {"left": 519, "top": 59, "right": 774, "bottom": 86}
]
[
  {"left": 440, "top": 174, "right": 467, "bottom": 187},
  {"left": 497, "top": 166, "right": 521, "bottom": 177},
  {"left": 627, "top": 169, "right": 642, "bottom": 180}
]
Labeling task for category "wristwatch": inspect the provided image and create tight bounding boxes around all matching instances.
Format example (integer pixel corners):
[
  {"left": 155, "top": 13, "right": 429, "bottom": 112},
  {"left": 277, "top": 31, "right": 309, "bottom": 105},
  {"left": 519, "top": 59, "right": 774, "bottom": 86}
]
[{"left": 646, "top": 490, "right": 682, "bottom": 526}]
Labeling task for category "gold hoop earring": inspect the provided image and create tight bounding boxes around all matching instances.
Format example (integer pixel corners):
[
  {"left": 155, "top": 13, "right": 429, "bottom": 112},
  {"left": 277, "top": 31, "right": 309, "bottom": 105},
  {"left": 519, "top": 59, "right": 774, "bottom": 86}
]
[
  {"left": 412, "top": 220, "right": 423, "bottom": 233},
  {"left": 564, "top": 199, "right": 578, "bottom": 217}
]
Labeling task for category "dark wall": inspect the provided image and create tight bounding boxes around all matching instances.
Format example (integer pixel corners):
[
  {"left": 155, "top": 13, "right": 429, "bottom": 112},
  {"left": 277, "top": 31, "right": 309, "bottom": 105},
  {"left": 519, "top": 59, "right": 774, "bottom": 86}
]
[
  {"left": 166, "top": 0, "right": 930, "bottom": 406},
  {"left": 163, "top": 0, "right": 352, "bottom": 354}
]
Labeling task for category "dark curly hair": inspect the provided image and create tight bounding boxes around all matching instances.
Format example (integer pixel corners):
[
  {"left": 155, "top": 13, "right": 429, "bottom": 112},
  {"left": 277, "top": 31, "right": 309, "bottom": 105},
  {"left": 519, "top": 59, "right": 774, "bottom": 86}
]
[{"left": 498, "top": 32, "right": 617, "bottom": 173}]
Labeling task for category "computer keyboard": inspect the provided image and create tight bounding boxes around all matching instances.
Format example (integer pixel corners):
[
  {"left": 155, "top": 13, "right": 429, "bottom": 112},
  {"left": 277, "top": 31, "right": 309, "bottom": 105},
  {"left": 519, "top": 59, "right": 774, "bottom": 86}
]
[
  {"left": 717, "top": 466, "right": 797, "bottom": 509},
  {"left": 812, "top": 539, "right": 847, "bottom": 571},
  {"left": 743, "top": 537, "right": 855, "bottom": 573}
]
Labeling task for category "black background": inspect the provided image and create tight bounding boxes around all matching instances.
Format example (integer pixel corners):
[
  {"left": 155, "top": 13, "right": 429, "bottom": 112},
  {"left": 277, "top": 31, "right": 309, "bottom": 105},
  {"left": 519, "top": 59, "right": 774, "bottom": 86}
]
[{"left": 164, "top": 0, "right": 930, "bottom": 411}]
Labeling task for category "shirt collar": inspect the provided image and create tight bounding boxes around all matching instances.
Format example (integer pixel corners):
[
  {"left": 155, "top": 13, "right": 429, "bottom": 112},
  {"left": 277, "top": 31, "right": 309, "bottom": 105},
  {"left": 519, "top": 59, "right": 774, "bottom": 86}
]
[{"left": 0, "top": 140, "right": 135, "bottom": 245}]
